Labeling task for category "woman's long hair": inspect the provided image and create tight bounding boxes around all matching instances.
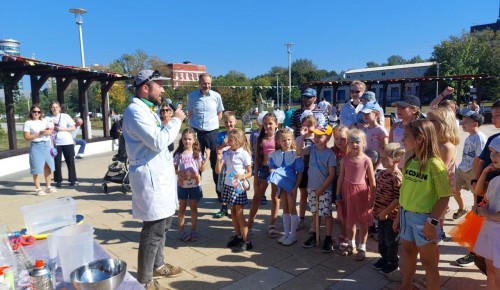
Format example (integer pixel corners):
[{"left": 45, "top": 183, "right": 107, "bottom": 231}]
[
  {"left": 427, "top": 108, "right": 459, "bottom": 145},
  {"left": 404, "top": 120, "right": 441, "bottom": 173},
  {"left": 256, "top": 112, "right": 277, "bottom": 165}
]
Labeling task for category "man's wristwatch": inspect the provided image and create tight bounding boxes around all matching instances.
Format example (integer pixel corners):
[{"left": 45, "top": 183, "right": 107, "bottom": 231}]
[
  {"left": 470, "top": 179, "right": 478, "bottom": 185},
  {"left": 427, "top": 217, "right": 439, "bottom": 227}
]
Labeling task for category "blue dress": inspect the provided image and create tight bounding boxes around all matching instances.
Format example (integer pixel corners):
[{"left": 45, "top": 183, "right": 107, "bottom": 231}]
[{"left": 267, "top": 150, "right": 304, "bottom": 195}]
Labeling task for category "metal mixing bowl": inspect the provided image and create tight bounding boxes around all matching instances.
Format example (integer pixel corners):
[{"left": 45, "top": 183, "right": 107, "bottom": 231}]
[{"left": 70, "top": 258, "right": 127, "bottom": 290}]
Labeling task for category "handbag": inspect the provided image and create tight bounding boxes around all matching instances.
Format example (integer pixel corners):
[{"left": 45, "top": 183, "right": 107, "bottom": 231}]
[
  {"left": 49, "top": 134, "right": 58, "bottom": 158},
  {"left": 49, "top": 115, "right": 61, "bottom": 158}
]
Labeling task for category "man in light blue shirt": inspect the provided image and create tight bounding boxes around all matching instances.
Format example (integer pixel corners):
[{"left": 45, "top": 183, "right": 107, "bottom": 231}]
[{"left": 187, "top": 73, "right": 224, "bottom": 199}]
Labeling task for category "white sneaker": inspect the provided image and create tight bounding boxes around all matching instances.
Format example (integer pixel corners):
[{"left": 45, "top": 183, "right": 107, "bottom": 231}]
[
  {"left": 76, "top": 153, "right": 85, "bottom": 159},
  {"left": 278, "top": 235, "right": 289, "bottom": 244},
  {"left": 282, "top": 236, "right": 297, "bottom": 246}
]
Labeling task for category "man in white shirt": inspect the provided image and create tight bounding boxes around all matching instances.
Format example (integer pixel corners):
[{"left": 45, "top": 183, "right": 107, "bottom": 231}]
[
  {"left": 72, "top": 117, "right": 86, "bottom": 159},
  {"left": 318, "top": 97, "right": 332, "bottom": 115}
]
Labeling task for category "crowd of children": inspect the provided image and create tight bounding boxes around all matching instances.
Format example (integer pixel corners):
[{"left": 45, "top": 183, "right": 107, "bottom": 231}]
[{"left": 169, "top": 82, "right": 500, "bottom": 289}]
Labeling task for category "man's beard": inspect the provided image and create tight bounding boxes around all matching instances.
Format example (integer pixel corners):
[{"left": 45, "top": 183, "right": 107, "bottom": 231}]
[{"left": 148, "top": 93, "right": 161, "bottom": 106}]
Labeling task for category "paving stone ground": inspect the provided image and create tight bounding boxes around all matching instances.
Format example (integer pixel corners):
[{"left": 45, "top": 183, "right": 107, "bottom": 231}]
[{"left": 1, "top": 124, "right": 496, "bottom": 289}]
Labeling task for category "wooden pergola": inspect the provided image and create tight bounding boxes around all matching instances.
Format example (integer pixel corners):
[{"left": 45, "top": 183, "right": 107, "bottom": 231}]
[
  {"left": 0, "top": 55, "right": 132, "bottom": 157},
  {"left": 302, "top": 74, "right": 492, "bottom": 110}
]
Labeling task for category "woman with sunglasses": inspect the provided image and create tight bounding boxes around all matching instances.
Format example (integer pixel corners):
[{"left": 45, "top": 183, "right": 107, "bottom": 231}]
[
  {"left": 23, "top": 104, "right": 57, "bottom": 196},
  {"left": 159, "top": 103, "right": 175, "bottom": 152},
  {"left": 339, "top": 80, "right": 366, "bottom": 128},
  {"left": 46, "top": 101, "right": 77, "bottom": 188}
]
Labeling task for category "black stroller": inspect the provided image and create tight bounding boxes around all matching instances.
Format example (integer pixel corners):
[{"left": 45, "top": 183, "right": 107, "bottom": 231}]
[{"left": 101, "top": 119, "right": 131, "bottom": 194}]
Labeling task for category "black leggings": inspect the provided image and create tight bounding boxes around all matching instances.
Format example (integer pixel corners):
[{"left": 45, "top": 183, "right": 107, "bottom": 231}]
[{"left": 54, "top": 144, "right": 77, "bottom": 183}]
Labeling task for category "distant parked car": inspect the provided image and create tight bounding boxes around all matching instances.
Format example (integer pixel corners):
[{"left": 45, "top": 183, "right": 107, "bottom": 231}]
[{"left": 95, "top": 113, "right": 102, "bottom": 118}]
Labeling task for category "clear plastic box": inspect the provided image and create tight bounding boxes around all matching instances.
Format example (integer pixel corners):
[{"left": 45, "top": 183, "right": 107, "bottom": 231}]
[{"left": 19, "top": 197, "right": 76, "bottom": 235}]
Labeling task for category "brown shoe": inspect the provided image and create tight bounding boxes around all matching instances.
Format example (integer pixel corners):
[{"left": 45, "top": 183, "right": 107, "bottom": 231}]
[
  {"left": 153, "top": 263, "right": 182, "bottom": 279},
  {"left": 354, "top": 249, "right": 366, "bottom": 261}
]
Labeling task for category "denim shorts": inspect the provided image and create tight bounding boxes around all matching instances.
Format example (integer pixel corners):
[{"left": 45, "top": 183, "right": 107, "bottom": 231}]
[
  {"left": 177, "top": 186, "right": 203, "bottom": 201},
  {"left": 258, "top": 165, "right": 270, "bottom": 180},
  {"left": 400, "top": 208, "right": 442, "bottom": 246}
]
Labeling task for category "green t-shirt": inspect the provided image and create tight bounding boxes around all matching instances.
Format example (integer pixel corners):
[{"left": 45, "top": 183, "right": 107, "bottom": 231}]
[{"left": 399, "top": 157, "right": 451, "bottom": 213}]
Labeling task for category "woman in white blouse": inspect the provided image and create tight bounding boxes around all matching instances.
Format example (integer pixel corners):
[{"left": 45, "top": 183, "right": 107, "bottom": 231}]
[
  {"left": 23, "top": 104, "right": 56, "bottom": 196},
  {"left": 46, "top": 101, "right": 77, "bottom": 188}
]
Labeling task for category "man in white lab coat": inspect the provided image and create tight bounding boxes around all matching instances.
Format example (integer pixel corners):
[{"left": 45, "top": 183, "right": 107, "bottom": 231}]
[{"left": 123, "top": 70, "right": 186, "bottom": 289}]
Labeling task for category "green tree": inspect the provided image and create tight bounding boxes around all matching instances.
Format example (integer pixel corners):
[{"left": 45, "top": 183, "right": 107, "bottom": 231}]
[
  {"left": 386, "top": 55, "right": 406, "bottom": 66},
  {"left": 0, "top": 100, "right": 5, "bottom": 115},
  {"left": 366, "top": 61, "right": 380, "bottom": 68},
  {"left": 431, "top": 30, "right": 500, "bottom": 100},
  {"left": 217, "top": 87, "right": 253, "bottom": 117}
]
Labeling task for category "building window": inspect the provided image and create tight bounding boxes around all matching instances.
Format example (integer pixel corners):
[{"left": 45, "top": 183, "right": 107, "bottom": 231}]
[{"left": 382, "top": 72, "right": 386, "bottom": 76}]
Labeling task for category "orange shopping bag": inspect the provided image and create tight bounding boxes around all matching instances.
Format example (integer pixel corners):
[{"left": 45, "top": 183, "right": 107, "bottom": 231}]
[{"left": 449, "top": 210, "right": 484, "bottom": 252}]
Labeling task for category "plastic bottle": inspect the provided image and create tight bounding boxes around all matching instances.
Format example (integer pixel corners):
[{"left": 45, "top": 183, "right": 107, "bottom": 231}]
[
  {"left": 29, "top": 260, "right": 53, "bottom": 290},
  {"left": 0, "top": 267, "right": 14, "bottom": 290}
]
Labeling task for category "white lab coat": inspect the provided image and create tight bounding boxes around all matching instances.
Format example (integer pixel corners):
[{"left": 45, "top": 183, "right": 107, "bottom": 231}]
[{"left": 122, "top": 97, "right": 181, "bottom": 221}]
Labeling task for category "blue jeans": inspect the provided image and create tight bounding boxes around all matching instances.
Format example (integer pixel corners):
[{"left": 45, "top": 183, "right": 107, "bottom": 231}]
[
  {"left": 137, "top": 216, "right": 172, "bottom": 283},
  {"left": 74, "top": 138, "right": 86, "bottom": 154}
]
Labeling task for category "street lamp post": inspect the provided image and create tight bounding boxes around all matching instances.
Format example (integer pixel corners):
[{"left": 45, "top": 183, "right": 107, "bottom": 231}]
[
  {"left": 435, "top": 61, "right": 447, "bottom": 98},
  {"left": 284, "top": 43, "right": 294, "bottom": 106},
  {"left": 275, "top": 73, "right": 280, "bottom": 108},
  {"left": 69, "top": 8, "right": 92, "bottom": 138},
  {"left": 69, "top": 8, "right": 87, "bottom": 68},
  {"left": 436, "top": 62, "right": 440, "bottom": 98}
]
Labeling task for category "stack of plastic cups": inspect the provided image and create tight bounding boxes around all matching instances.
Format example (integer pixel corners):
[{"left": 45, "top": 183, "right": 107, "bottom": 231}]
[{"left": 46, "top": 235, "right": 57, "bottom": 287}]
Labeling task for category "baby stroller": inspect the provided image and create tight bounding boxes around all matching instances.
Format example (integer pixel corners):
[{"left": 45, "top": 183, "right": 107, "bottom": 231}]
[{"left": 102, "top": 119, "right": 131, "bottom": 194}]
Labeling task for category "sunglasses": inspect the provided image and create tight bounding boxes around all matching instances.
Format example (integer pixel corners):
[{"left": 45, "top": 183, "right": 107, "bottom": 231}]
[
  {"left": 136, "top": 70, "right": 162, "bottom": 87},
  {"left": 160, "top": 109, "right": 171, "bottom": 113},
  {"left": 350, "top": 90, "right": 361, "bottom": 94},
  {"left": 32, "top": 110, "right": 41, "bottom": 114}
]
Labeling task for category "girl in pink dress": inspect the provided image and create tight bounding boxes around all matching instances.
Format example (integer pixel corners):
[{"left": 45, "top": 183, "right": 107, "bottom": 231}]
[{"left": 336, "top": 129, "right": 376, "bottom": 261}]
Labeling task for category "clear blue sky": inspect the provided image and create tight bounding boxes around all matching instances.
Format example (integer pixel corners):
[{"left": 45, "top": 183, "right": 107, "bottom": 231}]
[{"left": 0, "top": 0, "right": 498, "bottom": 78}]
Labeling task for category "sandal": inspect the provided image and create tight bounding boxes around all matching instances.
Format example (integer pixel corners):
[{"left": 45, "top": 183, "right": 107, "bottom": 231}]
[
  {"left": 268, "top": 225, "right": 279, "bottom": 238},
  {"left": 190, "top": 231, "right": 198, "bottom": 242},
  {"left": 452, "top": 209, "right": 467, "bottom": 220},
  {"left": 179, "top": 231, "right": 190, "bottom": 242},
  {"left": 339, "top": 243, "right": 353, "bottom": 256},
  {"left": 45, "top": 186, "right": 57, "bottom": 194},
  {"left": 35, "top": 188, "right": 46, "bottom": 196}
]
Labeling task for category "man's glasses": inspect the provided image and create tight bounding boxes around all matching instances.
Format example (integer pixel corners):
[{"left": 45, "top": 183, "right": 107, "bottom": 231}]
[
  {"left": 137, "top": 70, "right": 162, "bottom": 87},
  {"left": 32, "top": 110, "right": 41, "bottom": 114},
  {"left": 350, "top": 90, "right": 361, "bottom": 94}
]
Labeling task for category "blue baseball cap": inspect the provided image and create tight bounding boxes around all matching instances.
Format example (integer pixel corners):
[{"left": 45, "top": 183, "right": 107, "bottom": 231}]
[
  {"left": 360, "top": 91, "right": 376, "bottom": 102},
  {"left": 361, "top": 102, "right": 378, "bottom": 113},
  {"left": 462, "top": 111, "right": 484, "bottom": 126},
  {"left": 301, "top": 88, "right": 317, "bottom": 98}
]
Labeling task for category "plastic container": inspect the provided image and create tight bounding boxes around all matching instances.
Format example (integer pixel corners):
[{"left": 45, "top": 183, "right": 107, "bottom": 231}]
[
  {"left": 19, "top": 197, "right": 76, "bottom": 235},
  {"left": 52, "top": 224, "right": 94, "bottom": 282}
]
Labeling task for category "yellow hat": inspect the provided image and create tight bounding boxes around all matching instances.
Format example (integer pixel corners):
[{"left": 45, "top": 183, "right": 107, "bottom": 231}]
[{"left": 310, "top": 124, "right": 332, "bottom": 136}]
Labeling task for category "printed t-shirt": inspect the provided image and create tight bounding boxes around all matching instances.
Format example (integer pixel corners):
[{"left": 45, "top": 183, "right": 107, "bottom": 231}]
[{"left": 399, "top": 157, "right": 451, "bottom": 213}]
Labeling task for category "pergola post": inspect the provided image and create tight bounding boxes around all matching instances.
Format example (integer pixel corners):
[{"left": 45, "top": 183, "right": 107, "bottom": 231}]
[
  {"left": 381, "top": 82, "right": 389, "bottom": 110},
  {"left": 2, "top": 72, "right": 23, "bottom": 150},
  {"left": 56, "top": 77, "right": 73, "bottom": 107},
  {"left": 101, "top": 80, "right": 115, "bottom": 137},
  {"left": 29, "top": 75, "right": 49, "bottom": 105},
  {"left": 78, "top": 79, "right": 93, "bottom": 140}
]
